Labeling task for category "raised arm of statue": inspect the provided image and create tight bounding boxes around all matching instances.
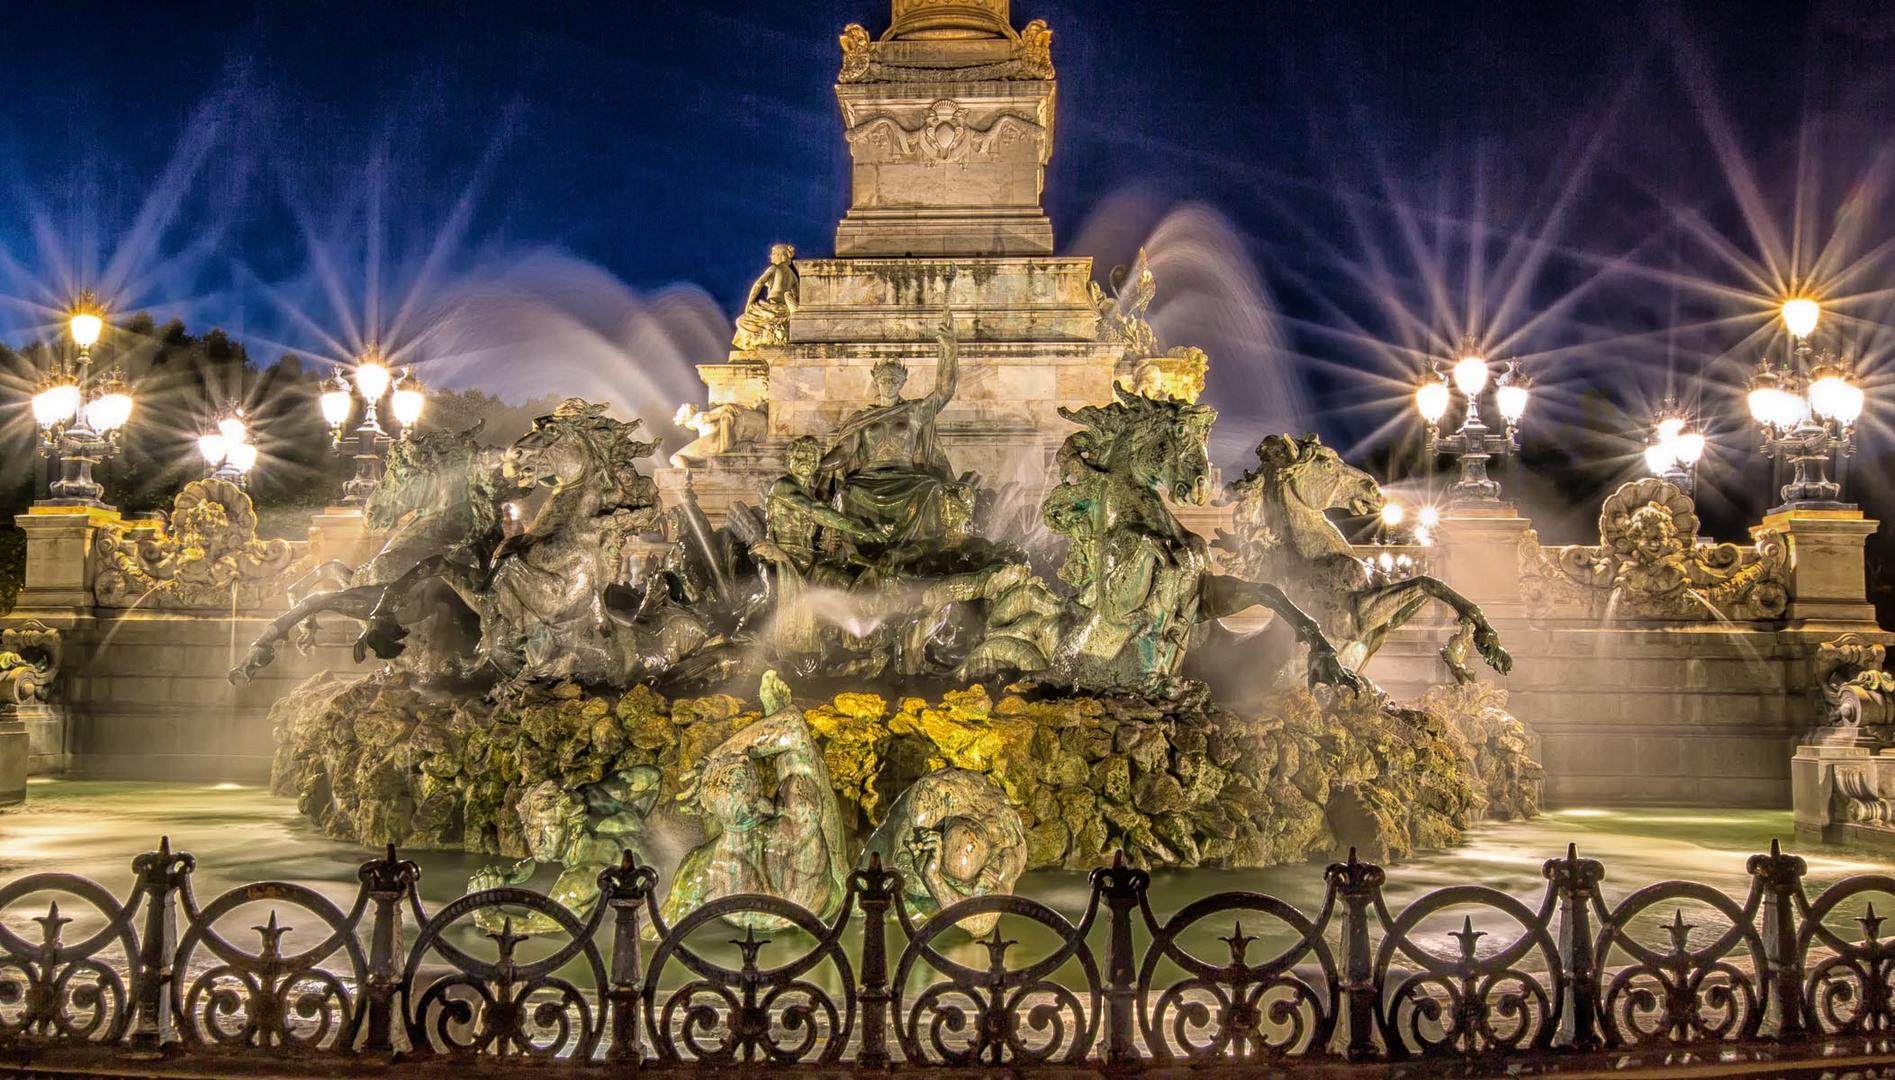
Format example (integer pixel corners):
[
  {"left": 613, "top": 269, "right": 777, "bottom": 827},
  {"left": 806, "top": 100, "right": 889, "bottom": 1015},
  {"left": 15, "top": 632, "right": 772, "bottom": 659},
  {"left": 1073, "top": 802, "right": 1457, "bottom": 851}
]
[{"left": 920, "top": 310, "right": 959, "bottom": 417}]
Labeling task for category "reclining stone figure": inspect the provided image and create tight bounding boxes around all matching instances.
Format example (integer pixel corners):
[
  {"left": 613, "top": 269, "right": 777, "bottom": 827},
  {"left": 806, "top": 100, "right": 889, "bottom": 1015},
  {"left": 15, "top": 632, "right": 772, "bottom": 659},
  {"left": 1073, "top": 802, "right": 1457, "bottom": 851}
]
[{"left": 863, "top": 767, "right": 1027, "bottom": 937}]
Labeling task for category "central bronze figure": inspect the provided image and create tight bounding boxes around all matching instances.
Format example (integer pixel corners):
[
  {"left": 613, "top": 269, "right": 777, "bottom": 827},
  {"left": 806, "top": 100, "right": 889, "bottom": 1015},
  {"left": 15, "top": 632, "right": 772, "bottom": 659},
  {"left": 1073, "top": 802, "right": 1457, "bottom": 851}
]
[{"left": 819, "top": 312, "right": 973, "bottom": 551}]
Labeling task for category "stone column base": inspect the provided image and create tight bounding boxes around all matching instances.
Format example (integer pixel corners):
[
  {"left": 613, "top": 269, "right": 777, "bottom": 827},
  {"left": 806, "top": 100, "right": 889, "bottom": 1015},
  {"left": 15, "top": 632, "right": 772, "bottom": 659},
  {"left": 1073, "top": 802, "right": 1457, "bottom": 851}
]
[{"left": 0, "top": 709, "right": 25, "bottom": 806}]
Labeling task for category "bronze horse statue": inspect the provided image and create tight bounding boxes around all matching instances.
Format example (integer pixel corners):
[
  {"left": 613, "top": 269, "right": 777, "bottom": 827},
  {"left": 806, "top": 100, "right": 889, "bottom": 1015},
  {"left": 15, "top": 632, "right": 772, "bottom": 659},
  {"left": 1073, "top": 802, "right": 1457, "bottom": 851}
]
[
  {"left": 1221, "top": 433, "right": 1510, "bottom": 686},
  {"left": 229, "top": 425, "right": 503, "bottom": 683}
]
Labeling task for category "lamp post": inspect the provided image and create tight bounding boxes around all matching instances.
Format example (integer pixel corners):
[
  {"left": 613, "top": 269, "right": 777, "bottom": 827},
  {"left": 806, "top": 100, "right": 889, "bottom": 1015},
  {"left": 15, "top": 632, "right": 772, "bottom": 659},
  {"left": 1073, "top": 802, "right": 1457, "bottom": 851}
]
[
  {"left": 1414, "top": 337, "right": 1530, "bottom": 507},
  {"left": 30, "top": 292, "right": 135, "bottom": 508},
  {"left": 1746, "top": 298, "right": 1864, "bottom": 512},
  {"left": 197, "top": 407, "right": 259, "bottom": 488},
  {"left": 1643, "top": 396, "right": 1706, "bottom": 498},
  {"left": 320, "top": 344, "right": 424, "bottom": 505}
]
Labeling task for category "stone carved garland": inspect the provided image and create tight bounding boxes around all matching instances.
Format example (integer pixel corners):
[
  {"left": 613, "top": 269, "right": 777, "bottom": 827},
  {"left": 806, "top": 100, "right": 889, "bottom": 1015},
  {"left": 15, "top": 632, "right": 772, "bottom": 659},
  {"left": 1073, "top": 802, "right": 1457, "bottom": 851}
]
[
  {"left": 1518, "top": 478, "right": 1788, "bottom": 621},
  {"left": 94, "top": 478, "right": 312, "bottom": 609},
  {"left": 837, "top": 19, "right": 1054, "bottom": 84},
  {"left": 843, "top": 100, "right": 1046, "bottom": 167}
]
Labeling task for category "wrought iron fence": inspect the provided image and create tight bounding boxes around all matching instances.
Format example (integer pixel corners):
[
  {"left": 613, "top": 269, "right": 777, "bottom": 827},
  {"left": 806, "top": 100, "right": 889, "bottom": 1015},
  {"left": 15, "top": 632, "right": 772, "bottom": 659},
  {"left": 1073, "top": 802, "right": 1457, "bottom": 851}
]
[{"left": 2, "top": 837, "right": 1893, "bottom": 1067}]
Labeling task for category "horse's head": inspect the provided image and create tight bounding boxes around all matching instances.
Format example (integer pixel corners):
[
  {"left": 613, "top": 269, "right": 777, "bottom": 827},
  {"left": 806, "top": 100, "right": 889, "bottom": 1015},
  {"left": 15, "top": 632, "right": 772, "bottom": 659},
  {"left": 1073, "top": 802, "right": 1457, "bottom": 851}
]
[
  {"left": 1250, "top": 433, "right": 1383, "bottom": 519},
  {"left": 504, "top": 398, "right": 659, "bottom": 511},
  {"left": 368, "top": 424, "right": 492, "bottom": 531},
  {"left": 1059, "top": 386, "right": 1219, "bottom": 505}
]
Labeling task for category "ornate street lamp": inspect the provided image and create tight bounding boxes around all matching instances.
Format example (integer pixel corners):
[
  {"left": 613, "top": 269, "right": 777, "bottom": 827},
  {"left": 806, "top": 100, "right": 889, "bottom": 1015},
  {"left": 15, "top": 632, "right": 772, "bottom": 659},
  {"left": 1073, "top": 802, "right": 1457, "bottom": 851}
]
[
  {"left": 197, "top": 407, "right": 259, "bottom": 488},
  {"left": 30, "top": 292, "right": 135, "bottom": 508},
  {"left": 1414, "top": 336, "right": 1530, "bottom": 507},
  {"left": 1747, "top": 298, "right": 1864, "bottom": 512},
  {"left": 319, "top": 344, "right": 424, "bottom": 505},
  {"left": 1643, "top": 396, "right": 1706, "bottom": 497}
]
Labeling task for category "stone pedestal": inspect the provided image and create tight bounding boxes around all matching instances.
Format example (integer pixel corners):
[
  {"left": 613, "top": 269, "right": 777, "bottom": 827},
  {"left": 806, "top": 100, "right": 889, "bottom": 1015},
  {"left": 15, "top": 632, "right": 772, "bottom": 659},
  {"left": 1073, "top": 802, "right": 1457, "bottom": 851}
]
[
  {"left": 663, "top": 257, "right": 1122, "bottom": 522},
  {"left": 1791, "top": 742, "right": 1895, "bottom": 849},
  {"left": 833, "top": 5, "right": 1055, "bottom": 256},
  {"left": 1435, "top": 508, "right": 1535, "bottom": 619},
  {"left": 661, "top": 4, "right": 1102, "bottom": 522},
  {"left": 1757, "top": 509, "right": 1880, "bottom": 629},
  {"left": 13, "top": 505, "right": 116, "bottom": 612},
  {"left": 308, "top": 507, "right": 379, "bottom": 570},
  {"left": 0, "top": 708, "right": 24, "bottom": 805}
]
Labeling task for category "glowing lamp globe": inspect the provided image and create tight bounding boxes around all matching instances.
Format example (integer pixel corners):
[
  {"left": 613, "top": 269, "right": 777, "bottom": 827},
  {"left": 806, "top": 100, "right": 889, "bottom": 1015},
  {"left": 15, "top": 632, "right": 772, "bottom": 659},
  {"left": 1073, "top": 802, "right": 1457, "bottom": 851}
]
[
  {"left": 1749, "top": 383, "right": 1802, "bottom": 429},
  {"left": 1452, "top": 355, "right": 1490, "bottom": 395},
  {"left": 217, "top": 415, "right": 248, "bottom": 445},
  {"left": 1495, "top": 382, "right": 1530, "bottom": 424},
  {"left": 1656, "top": 416, "right": 1686, "bottom": 442},
  {"left": 198, "top": 433, "right": 229, "bottom": 466},
  {"left": 1781, "top": 298, "right": 1821, "bottom": 340},
  {"left": 354, "top": 361, "right": 392, "bottom": 401},
  {"left": 1674, "top": 431, "right": 1706, "bottom": 464},
  {"left": 1380, "top": 501, "right": 1405, "bottom": 528},
  {"left": 226, "top": 441, "right": 259, "bottom": 474},
  {"left": 391, "top": 385, "right": 425, "bottom": 427},
  {"left": 85, "top": 390, "right": 135, "bottom": 433},
  {"left": 1415, "top": 380, "right": 1450, "bottom": 423},
  {"left": 1418, "top": 506, "right": 1441, "bottom": 529},
  {"left": 68, "top": 311, "right": 103, "bottom": 349},
  {"left": 320, "top": 387, "right": 353, "bottom": 428},
  {"left": 1809, "top": 373, "right": 1865, "bottom": 425},
  {"left": 1644, "top": 443, "right": 1676, "bottom": 475},
  {"left": 32, "top": 382, "right": 81, "bottom": 428}
]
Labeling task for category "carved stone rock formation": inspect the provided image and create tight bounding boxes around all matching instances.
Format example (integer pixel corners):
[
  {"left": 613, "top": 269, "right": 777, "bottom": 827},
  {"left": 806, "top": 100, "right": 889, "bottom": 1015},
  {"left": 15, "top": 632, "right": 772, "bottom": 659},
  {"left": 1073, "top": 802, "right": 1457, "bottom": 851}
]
[{"left": 270, "top": 670, "right": 1540, "bottom": 888}]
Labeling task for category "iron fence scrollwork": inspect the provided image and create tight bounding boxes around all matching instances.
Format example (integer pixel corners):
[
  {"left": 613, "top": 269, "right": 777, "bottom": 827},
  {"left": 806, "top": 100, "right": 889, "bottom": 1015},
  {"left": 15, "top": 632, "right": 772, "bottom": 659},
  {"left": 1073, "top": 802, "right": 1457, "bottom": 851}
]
[{"left": 4, "top": 836, "right": 1895, "bottom": 1066}]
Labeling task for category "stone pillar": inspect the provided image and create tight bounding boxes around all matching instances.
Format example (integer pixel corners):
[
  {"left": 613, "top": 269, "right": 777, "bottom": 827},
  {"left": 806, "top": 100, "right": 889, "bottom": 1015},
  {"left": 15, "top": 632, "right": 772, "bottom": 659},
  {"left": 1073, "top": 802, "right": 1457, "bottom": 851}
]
[
  {"left": 1435, "top": 507, "right": 1536, "bottom": 620},
  {"left": 833, "top": 1, "right": 1056, "bottom": 256},
  {"left": 1755, "top": 509, "right": 1880, "bottom": 629},
  {"left": 0, "top": 619, "right": 65, "bottom": 803},
  {"left": 0, "top": 710, "right": 23, "bottom": 804},
  {"left": 5, "top": 508, "right": 109, "bottom": 791},
  {"left": 12, "top": 505, "right": 116, "bottom": 612},
  {"left": 308, "top": 507, "right": 379, "bottom": 570},
  {"left": 1791, "top": 742, "right": 1870, "bottom": 842}
]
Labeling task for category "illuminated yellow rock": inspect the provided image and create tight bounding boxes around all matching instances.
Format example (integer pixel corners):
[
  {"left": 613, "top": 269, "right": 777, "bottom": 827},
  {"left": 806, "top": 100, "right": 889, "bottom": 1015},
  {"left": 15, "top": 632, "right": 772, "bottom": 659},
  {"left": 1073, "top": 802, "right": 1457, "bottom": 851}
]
[{"left": 270, "top": 668, "right": 1539, "bottom": 874}]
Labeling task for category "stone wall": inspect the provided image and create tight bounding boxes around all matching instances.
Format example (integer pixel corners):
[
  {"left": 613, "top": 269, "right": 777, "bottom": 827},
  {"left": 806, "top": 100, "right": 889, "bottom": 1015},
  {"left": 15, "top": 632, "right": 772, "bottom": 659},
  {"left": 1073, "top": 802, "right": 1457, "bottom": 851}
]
[
  {"left": 1366, "top": 622, "right": 1831, "bottom": 808},
  {"left": 3, "top": 503, "right": 372, "bottom": 785}
]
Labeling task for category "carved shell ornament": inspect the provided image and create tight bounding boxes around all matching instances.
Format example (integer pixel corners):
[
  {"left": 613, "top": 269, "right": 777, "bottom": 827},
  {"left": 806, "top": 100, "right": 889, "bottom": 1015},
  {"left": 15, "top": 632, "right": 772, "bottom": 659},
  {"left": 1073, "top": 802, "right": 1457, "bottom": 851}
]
[
  {"left": 1597, "top": 478, "right": 1697, "bottom": 562},
  {"left": 1520, "top": 477, "right": 1789, "bottom": 620},
  {"left": 93, "top": 478, "right": 308, "bottom": 609},
  {"left": 922, "top": 100, "right": 969, "bottom": 160}
]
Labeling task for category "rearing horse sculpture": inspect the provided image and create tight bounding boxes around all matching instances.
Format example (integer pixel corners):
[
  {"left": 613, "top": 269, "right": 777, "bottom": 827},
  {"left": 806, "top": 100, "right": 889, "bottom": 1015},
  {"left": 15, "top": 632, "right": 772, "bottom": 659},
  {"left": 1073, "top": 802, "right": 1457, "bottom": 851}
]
[
  {"left": 1041, "top": 388, "right": 1361, "bottom": 696},
  {"left": 1222, "top": 433, "right": 1510, "bottom": 685},
  {"left": 229, "top": 425, "right": 502, "bottom": 682}
]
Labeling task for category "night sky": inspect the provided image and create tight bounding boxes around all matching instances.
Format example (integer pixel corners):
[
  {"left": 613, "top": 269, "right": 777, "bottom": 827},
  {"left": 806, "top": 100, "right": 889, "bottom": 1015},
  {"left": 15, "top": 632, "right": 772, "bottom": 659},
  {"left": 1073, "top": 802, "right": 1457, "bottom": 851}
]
[{"left": 2, "top": 0, "right": 1893, "bottom": 539}]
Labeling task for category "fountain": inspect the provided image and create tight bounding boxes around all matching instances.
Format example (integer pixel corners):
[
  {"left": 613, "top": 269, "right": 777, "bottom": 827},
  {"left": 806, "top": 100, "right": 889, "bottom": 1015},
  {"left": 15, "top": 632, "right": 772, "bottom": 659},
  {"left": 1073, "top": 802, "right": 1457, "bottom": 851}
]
[{"left": 2, "top": 0, "right": 1893, "bottom": 1071}]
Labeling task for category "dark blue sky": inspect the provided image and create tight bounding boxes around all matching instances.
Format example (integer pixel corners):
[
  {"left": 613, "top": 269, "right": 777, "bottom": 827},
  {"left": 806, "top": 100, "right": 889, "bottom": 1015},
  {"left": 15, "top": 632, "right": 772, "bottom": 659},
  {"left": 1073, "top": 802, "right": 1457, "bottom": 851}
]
[{"left": 3, "top": 0, "right": 1894, "bottom": 533}]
